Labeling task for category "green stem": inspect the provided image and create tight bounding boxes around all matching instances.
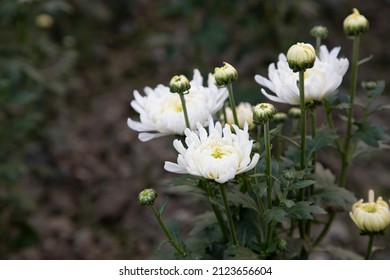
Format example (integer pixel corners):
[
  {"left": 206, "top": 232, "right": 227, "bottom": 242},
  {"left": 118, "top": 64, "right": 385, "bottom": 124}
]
[
  {"left": 315, "top": 37, "right": 321, "bottom": 54},
  {"left": 264, "top": 121, "right": 274, "bottom": 247},
  {"left": 179, "top": 93, "right": 191, "bottom": 129},
  {"left": 219, "top": 184, "right": 238, "bottom": 246},
  {"left": 151, "top": 206, "right": 187, "bottom": 257},
  {"left": 276, "top": 124, "right": 283, "bottom": 161},
  {"left": 299, "top": 70, "right": 307, "bottom": 171},
  {"left": 339, "top": 36, "right": 360, "bottom": 188},
  {"left": 264, "top": 121, "right": 273, "bottom": 209},
  {"left": 203, "top": 181, "right": 229, "bottom": 243},
  {"left": 298, "top": 70, "right": 307, "bottom": 245},
  {"left": 305, "top": 107, "right": 317, "bottom": 237},
  {"left": 227, "top": 83, "right": 239, "bottom": 126},
  {"left": 365, "top": 234, "right": 375, "bottom": 260}
]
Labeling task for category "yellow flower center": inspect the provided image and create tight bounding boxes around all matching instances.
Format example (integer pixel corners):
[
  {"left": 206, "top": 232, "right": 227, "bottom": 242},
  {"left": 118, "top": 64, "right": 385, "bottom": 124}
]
[
  {"left": 362, "top": 204, "right": 377, "bottom": 213},
  {"left": 211, "top": 146, "right": 227, "bottom": 159}
]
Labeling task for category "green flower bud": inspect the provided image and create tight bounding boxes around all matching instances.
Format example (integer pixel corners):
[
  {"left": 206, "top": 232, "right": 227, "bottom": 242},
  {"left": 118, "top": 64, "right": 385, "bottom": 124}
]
[
  {"left": 214, "top": 62, "right": 238, "bottom": 86},
  {"left": 288, "top": 107, "right": 301, "bottom": 119},
  {"left": 310, "top": 25, "right": 328, "bottom": 39},
  {"left": 361, "top": 80, "right": 377, "bottom": 91},
  {"left": 343, "top": 8, "right": 369, "bottom": 37},
  {"left": 169, "top": 75, "right": 191, "bottom": 94},
  {"left": 253, "top": 103, "right": 277, "bottom": 124},
  {"left": 282, "top": 168, "right": 296, "bottom": 181},
  {"left": 138, "top": 188, "right": 158, "bottom": 206},
  {"left": 272, "top": 112, "right": 288, "bottom": 124},
  {"left": 35, "top": 14, "right": 54, "bottom": 29},
  {"left": 277, "top": 239, "right": 288, "bottom": 251},
  {"left": 286, "top": 43, "right": 316, "bottom": 72}
]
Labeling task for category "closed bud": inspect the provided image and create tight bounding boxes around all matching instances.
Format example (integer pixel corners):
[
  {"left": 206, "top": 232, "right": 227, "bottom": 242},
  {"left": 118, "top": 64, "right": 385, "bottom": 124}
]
[
  {"left": 310, "top": 25, "right": 328, "bottom": 39},
  {"left": 288, "top": 107, "right": 301, "bottom": 119},
  {"left": 282, "top": 168, "right": 296, "bottom": 181},
  {"left": 169, "top": 75, "right": 191, "bottom": 94},
  {"left": 214, "top": 62, "right": 238, "bottom": 86},
  {"left": 253, "top": 103, "right": 277, "bottom": 124},
  {"left": 349, "top": 189, "right": 390, "bottom": 234},
  {"left": 343, "top": 8, "right": 369, "bottom": 37},
  {"left": 224, "top": 102, "right": 254, "bottom": 129},
  {"left": 272, "top": 112, "right": 288, "bottom": 124},
  {"left": 138, "top": 188, "right": 158, "bottom": 206},
  {"left": 287, "top": 43, "right": 316, "bottom": 72},
  {"left": 361, "top": 80, "right": 377, "bottom": 91}
]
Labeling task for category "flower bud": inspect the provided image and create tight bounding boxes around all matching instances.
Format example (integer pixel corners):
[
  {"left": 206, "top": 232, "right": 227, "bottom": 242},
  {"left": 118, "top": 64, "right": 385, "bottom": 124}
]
[
  {"left": 310, "top": 25, "right": 328, "bottom": 39},
  {"left": 169, "top": 75, "right": 191, "bottom": 94},
  {"left": 272, "top": 112, "right": 288, "bottom": 124},
  {"left": 253, "top": 103, "right": 277, "bottom": 124},
  {"left": 349, "top": 189, "right": 390, "bottom": 234},
  {"left": 361, "top": 80, "right": 377, "bottom": 91},
  {"left": 214, "top": 62, "right": 238, "bottom": 86},
  {"left": 138, "top": 188, "right": 158, "bottom": 206},
  {"left": 343, "top": 8, "right": 369, "bottom": 37},
  {"left": 288, "top": 107, "right": 301, "bottom": 119},
  {"left": 35, "top": 14, "right": 54, "bottom": 29},
  {"left": 286, "top": 43, "right": 316, "bottom": 72},
  {"left": 277, "top": 239, "right": 288, "bottom": 251},
  {"left": 282, "top": 168, "right": 296, "bottom": 181},
  {"left": 224, "top": 102, "right": 254, "bottom": 129}
]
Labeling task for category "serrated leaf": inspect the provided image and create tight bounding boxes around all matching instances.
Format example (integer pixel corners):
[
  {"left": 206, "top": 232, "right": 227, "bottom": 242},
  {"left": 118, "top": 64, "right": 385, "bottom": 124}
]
[
  {"left": 290, "top": 180, "right": 316, "bottom": 190},
  {"left": 307, "top": 127, "right": 338, "bottom": 159},
  {"left": 285, "top": 201, "right": 326, "bottom": 220},
  {"left": 228, "top": 188, "right": 260, "bottom": 214},
  {"left": 355, "top": 121, "right": 389, "bottom": 148},
  {"left": 280, "top": 199, "right": 295, "bottom": 208},
  {"left": 264, "top": 207, "right": 287, "bottom": 223},
  {"left": 312, "top": 187, "right": 356, "bottom": 211}
]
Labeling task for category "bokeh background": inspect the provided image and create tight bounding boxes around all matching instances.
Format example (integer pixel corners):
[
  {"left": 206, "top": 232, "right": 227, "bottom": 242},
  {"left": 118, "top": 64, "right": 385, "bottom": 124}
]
[{"left": 1, "top": 0, "right": 389, "bottom": 259}]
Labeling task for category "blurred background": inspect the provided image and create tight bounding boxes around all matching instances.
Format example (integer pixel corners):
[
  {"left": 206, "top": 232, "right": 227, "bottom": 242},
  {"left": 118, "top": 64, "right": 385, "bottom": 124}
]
[{"left": 0, "top": 0, "right": 389, "bottom": 259}]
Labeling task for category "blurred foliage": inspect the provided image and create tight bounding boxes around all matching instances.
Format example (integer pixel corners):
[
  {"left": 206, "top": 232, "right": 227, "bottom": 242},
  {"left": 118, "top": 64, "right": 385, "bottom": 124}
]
[{"left": 0, "top": 0, "right": 388, "bottom": 258}]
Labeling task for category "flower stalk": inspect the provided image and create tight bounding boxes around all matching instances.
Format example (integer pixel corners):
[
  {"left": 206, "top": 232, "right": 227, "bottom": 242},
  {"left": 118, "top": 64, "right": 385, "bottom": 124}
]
[
  {"left": 227, "top": 83, "right": 239, "bottom": 126},
  {"left": 151, "top": 206, "right": 187, "bottom": 257},
  {"left": 339, "top": 35, "right": 360, "bottom": 188},
  {"left": 365, "top": 234, "right": 375, "bottom": 260},
  {"left": 178, "top": 93, "right": 191, "bottom": 129},
  {"left": 220, "top": 184, "right": 238, "bottom": 246}
]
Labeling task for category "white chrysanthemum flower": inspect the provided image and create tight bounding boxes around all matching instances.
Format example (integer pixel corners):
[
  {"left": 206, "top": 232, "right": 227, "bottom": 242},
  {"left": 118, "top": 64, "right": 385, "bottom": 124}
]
[
  {"left": 128, "top": 69, "right": 228, "bottom": 141},
  {"left": 223, "top": 102, "right": 254, "bottom": 129},
  {"left": 164, "top": 120, "right": 260, "bottom": 184},
  {"left": 255, "top": 45, "right": 349, "bottom": 105},
  {"left": 350, "top": 189, "right": 390, "bottom": 233}
]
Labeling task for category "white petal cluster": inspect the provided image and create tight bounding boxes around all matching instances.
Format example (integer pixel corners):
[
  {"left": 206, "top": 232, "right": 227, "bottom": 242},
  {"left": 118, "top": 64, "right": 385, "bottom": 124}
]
[
  {"left": 164, "top": 120, "right": 260, "bottom": 184},
  {"left": 255, "top": 45, "right": 349, "bottom": 105},
  {"left": 128, "top": 70, "right": 228, "bottom": 141},
  {"left": 350, "top": 189, "right": 390, "bottom": 233},
  {"left": 223, "top": 102, "right": 254, "bottom": 129}
]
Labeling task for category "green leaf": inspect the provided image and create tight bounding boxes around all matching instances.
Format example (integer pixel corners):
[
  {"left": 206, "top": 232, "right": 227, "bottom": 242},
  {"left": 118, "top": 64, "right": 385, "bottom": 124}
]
[
  {"left": 264, "top": 207, "right": 287, "bottom": 223},
  {"left": 354, "top": 121, "right": 389, "bottom": 148},
  {"left": 285, "top": 201, "right": 326, "bottom": 220},
  {"left": 312, "top": 187, "right": 356, "bottom": 211},
  {"left": 228, "top": 188, "right": 260, "bottom": 214},
  {"left": 224, "top": 246, "right": 259, "bottom": 260},
  {"left": 190, "top": 212, "right": 217, "bottom": 235},
  {"left": 306, "top": 127, "right": 338, "bottom": 159},
  {"left": 290, "top": 180, "right": 316, "bottom": 190},
  {"left": 280, "top": 199, "right": 295, "bottom": 208}
]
